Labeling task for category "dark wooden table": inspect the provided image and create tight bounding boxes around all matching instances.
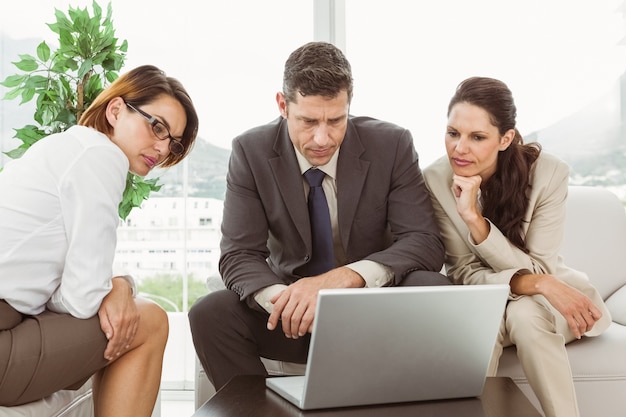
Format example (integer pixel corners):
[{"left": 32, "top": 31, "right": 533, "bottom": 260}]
[{"left": 192, "top": 375, "right": 542, "bottom": 417}]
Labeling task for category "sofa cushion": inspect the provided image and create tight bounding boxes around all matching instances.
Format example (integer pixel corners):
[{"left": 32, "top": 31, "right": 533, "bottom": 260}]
[
  {"left": 605, "top": 285, "right": 626, "bottom": 325},
  {"left": 0, "top": 381, "right": 93, "bottom": 417},
  {"left": 561, "top": 187, "right": 626, "bottom": 300}
]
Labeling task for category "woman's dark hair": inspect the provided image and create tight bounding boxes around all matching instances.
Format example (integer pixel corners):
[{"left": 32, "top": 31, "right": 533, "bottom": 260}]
[
  {"left": 282, "top": 41, "right": 353, "bottom": 104},
  {"left": 448, "top": 77, "right": 541, "bottom": 252},
  {"left": 79, "top": 65, "right": 199, "bottom": 167}
]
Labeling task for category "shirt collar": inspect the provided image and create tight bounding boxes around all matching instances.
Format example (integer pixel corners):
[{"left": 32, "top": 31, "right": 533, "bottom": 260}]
[{"left": 294, "top": 146, "right": 340, "bottom": 180}]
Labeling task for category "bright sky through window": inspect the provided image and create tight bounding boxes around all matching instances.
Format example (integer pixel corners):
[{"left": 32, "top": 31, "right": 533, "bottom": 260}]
[{"left": 1, "top": 0, "right": 625, "bottom": 166}]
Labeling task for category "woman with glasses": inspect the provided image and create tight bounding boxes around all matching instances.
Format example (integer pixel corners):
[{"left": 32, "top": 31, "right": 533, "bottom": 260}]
[{"left": 0, "top": 65, "right": 199, "bottom": 416}]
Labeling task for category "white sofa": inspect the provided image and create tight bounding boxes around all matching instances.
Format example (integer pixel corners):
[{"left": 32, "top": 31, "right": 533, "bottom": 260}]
[
  {"left": 0, "top": 381, "right": 94, "bottom": 417},
  {"left": 194, "top": 186, "right": 626, "bottom": 417}
]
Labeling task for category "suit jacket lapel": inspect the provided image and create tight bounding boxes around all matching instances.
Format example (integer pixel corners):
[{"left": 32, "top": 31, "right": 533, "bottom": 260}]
[
  {"left": 336, "top": 122, "right": 369, "bottom": 251},
  {"left": 268, "top": 119, "right": 311, "bottom": 247}
]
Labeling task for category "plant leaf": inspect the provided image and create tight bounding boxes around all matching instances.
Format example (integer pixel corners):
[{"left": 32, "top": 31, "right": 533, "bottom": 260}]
[
  {"left": 0, "top": 74, "right": 28, "bottom": 88},
  {"left": 19, "top": 88, "right": 35, "bottom": 104},
  {"left": 4, "top": 147, "right": 28, "bottom": 159},
  {"left": 2, "top": 87, "right": 23, "bottom": 100},
  {"left": 36, "top": 41, "right": 51, "bottom": 62},
  {"left": 13, "top": 56, "right": 38, "bottom": 72},
  {"left": 14, "top": 125, "right": 46, "bottom": 146},
  {"left": 92, "top": 0, "right": 103, "bottom": 19},
  {"left": 77, "top": 58, "right": 93, "bottom": 79},
  {"left": 24, "top": 75, "right": 48, "bottom": 90}
]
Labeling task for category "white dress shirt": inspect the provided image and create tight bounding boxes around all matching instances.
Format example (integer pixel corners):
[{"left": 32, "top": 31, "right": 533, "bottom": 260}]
[{"left": 0, "top": 125, "right": 129, "bottom": 318}]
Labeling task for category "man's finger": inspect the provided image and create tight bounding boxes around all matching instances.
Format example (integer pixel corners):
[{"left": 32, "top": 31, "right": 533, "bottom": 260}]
[{"left": 267, "top": 293, "right": 288, "bottom": 330}]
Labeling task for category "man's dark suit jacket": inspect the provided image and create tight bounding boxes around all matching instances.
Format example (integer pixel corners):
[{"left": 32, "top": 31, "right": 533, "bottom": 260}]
[{"left": 220, "top": 116, "right": 445, "bottom": 307}]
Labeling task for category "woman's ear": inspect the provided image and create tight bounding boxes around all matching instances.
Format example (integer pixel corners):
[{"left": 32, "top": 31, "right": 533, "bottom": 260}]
[
  {"left": 106, "top": 97, "right": 125, "bottom": 127},
  {"left": 499, "top": 128, "right": 516, "bottom": 151}
]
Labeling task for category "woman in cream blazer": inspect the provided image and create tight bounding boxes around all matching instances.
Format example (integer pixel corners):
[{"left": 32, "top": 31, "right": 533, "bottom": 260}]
[{"left": 424, "top": 77, "right": 611, "bottom": 417}]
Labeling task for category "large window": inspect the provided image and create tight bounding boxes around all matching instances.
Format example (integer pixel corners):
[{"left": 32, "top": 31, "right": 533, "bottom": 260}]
[
  {"left": 2, "top": 0, "right": 625, "bottom": 390},
  {"left": 344, "top": 0, "right": 626, "bottom": 171},
  {"left": 0, "top": 0, "right": 313, "bottom": 390}
]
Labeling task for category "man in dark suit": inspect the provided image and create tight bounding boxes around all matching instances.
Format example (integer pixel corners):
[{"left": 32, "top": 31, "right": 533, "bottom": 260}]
[{"left": 189, "top": 41, "right": 449, "bottom": 391}]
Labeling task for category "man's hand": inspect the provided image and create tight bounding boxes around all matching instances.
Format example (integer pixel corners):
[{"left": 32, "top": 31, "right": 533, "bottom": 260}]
[
  {"left": 267, "top": 267, "right": 364, "bottom": 339},
  {"left": 511, "top": 273, "right": 602, "bottom": 339},
  {"left": 98, "top": 276, "right": 139, "bottom": 360}
]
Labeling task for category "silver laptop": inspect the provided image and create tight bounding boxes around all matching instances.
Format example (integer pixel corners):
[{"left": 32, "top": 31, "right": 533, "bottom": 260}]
[{"left": 266, "top": 284, "right": 509, "bottom": 410}]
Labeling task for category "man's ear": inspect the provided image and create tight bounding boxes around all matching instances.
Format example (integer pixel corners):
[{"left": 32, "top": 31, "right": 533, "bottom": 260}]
[
  {"left": 106, "top": 97, "right": 125, "bottom": 126},
  {"left": 276, "top": 92, "right": 288, "bottom": 119}
]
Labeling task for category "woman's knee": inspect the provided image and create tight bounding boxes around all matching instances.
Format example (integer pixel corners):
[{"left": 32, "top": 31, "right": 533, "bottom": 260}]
[
  {"left": 137, "top": 299, "right": 169, "bottom": 343},
  {"left": 505, "top": 298, "right": 556, "bottom": 344}
]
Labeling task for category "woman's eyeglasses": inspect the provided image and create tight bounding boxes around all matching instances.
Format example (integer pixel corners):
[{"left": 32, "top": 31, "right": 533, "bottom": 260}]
[{"left": 124, "top": 101, "right": 185, "bottom": 156}]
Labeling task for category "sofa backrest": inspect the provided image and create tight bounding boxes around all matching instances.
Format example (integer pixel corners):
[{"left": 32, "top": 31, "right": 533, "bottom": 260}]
[{"left": 561, "top": 186, "right": 626, "bottom": 300}]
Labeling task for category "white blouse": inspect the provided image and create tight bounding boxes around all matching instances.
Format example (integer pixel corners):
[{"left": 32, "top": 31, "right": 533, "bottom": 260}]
[{"left": 0, "top": 125, "right": 128, "bottom": 318}]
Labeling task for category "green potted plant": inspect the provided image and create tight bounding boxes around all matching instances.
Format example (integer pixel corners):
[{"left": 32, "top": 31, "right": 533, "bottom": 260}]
[{"left": 0, "top": 0, "right": 160, "bottom": 219}]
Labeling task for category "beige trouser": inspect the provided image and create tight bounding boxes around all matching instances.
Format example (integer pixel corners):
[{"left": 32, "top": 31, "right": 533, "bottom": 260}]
[
  {"left": 488, "top": 274, "right": 611, "bottom": 417},
  {"left": 487, "top": 294, "right": 582, "bottom": 417}
]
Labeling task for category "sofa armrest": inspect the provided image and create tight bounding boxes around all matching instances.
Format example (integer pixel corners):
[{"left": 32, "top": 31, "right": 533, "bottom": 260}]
[{"left": 605, "top": 284, "right": 626, "bottom": 325}]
